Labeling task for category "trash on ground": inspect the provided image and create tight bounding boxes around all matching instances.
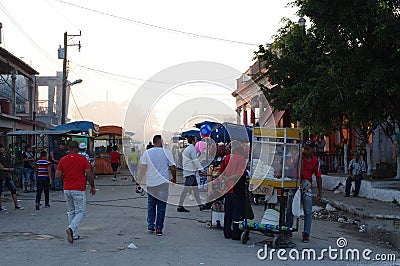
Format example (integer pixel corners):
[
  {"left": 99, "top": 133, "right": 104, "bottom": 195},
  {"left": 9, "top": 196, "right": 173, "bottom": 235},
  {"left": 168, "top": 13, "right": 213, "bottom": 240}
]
[
  {"left": 325, "top": 203, "right": 336, "bottom": 212},
  {"left": 128, "top": 242, "right": 138, "bottom": 249}
]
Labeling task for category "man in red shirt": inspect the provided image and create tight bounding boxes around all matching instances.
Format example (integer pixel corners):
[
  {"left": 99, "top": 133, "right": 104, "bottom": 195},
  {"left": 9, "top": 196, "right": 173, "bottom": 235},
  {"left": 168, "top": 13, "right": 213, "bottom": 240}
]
[
  {"left": 110, "top": 145, "right": 120, "bottom": 181},
  {"left": 286, "top": 139, "right": 322, "bottom": 243},
  {"left": 56, "top": 141, "right": 96, "bottom": 244}
]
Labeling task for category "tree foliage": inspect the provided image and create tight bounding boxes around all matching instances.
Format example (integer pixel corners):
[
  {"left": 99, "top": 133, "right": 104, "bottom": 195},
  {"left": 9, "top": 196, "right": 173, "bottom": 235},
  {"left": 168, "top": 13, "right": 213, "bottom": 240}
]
[{"left": 256, "top": 0, "right": 400, "bottom": 137}]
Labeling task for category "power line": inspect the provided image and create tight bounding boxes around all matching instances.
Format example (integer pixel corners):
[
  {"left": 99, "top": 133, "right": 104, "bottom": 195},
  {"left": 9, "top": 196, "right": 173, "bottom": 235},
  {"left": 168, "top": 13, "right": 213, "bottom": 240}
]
[
  {"left": 69, "top": 88, "right": 85, "bottom": 120},
  {"left": 52, "top": 0, "right": 258, "bottom": 46},
  {"left": 0, "top": 2, "right": 61, "bottom": 68},
  {"left": 70, "top": 61, "right": 238, "bottom": 87},
  {"left": 0, "top": 75, "right": 29, "bottom": 102}
]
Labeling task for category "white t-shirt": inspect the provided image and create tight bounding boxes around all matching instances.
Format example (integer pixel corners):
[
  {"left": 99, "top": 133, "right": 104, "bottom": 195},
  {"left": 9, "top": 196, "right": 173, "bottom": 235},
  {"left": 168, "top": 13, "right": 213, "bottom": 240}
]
[{"left": 141, "top": 147, "right": 175, "bottom": 187}]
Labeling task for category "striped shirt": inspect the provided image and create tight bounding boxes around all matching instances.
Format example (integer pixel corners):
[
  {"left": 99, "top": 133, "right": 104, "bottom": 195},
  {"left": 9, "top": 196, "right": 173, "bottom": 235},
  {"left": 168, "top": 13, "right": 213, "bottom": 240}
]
[{"left": 36, "top": 158, "right": 51, "bottom": 178}]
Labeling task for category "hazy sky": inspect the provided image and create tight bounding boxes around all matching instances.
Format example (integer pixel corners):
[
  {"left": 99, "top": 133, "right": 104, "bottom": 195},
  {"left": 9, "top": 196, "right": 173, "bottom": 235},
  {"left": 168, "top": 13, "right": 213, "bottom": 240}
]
[{"left": 0, "top": 0, "right": 298, "bottom": 128}]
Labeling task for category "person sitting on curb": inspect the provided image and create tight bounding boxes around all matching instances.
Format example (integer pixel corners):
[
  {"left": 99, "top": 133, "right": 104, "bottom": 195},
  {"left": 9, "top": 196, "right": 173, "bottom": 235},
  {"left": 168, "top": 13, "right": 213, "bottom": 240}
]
[{"left": 345, "top": 151, "right": 366, "bottom": 197}]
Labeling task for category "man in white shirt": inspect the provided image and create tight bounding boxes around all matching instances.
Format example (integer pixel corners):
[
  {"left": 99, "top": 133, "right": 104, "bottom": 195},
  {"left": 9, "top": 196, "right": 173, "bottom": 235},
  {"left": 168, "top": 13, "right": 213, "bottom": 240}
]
[
  {"left": 137, "top": 135, "right": 176, "bottom": 236},
  {"left": 345, "top": 152, "right": 366, "bottom": 197},
  {"left": 177, "top": 135, "right": 205, "bottom": 212}
]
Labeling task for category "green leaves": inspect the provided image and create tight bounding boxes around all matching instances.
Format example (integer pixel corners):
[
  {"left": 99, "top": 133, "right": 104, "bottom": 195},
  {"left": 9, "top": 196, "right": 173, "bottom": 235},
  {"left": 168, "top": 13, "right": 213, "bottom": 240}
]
[{"left": 256, "top": 0, "right": 400, "bottom": 136}]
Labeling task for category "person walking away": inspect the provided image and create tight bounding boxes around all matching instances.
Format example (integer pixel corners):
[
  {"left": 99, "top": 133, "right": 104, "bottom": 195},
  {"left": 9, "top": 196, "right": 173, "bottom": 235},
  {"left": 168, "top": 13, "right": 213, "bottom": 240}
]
[
  {"left": 137, "top": 135, "right": 176, "bottom": 236},
  {"left": 286, "top": 140, "right": 322, "bottom": 243},
  {"left": 50, "top": 142, "right": 67, "bottom": 191},
  {"left": 392, "top": 131, "right": 400, "bottom": 180},
  {"left": 35, "top": 151, "right": 52, "bottom": 210},
  {"left": 345, "top": 151, "right": 366, "bottom": 197},
  {"left": 78, "top": 143, "right": 90, "bottom": 161},
  {"left": 110, "top": 145, "right": 120, "bottom": 181},
  {"left": 218, "top": 141, "right": 247, "bottom": 240},
  {"left": 0, "top": 144, "right": 24, "bottom": 211},
  {"left": 56, "top": 141, "right": 96, "bottom": 244},
  {"left": 129, "top": 147, "right": 139, "bottom": 182},
  {"left": 22, "top": 145, "right": 36, "bottom": 193},
  {"left": 177, "top": 135, "right": 204, "bottom": 212}
]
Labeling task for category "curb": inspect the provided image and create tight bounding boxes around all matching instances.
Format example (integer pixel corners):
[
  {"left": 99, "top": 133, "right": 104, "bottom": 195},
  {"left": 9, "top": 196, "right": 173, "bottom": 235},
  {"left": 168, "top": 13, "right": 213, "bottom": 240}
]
[{"left": 319, "top": 196, "right": 400, "bottom": 221}]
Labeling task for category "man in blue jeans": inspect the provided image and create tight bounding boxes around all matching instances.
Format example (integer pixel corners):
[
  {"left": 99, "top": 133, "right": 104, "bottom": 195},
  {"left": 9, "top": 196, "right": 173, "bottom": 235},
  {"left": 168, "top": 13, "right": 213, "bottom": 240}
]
[
  {"left": 345, "top": 152, "right": 366, "bottom": 197},
  {"left": 56, "top": 141, "right": 96, "bottom": 244},
  {"left": 137, "top": 135, "right": 176, "bottom": 236},
  {"left": 22, "top": 145, "right": 36, "bottom": 193},
  {"left": 286, "top": 140, "right": 322, "bottom": 243}
]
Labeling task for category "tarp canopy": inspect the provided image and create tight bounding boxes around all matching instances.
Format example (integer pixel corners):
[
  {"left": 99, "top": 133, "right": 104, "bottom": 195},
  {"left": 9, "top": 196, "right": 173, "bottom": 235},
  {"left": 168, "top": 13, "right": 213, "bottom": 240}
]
[
  {"left": 98, "top": 125, "right": 122, "bottom": 136},
  {"left": 53, "top": 121, "right": 96, "bottom": 133},
  {"left": 193, "top": 121, "right": 252, "bottom": 144},
  {"left": 8, "top": 130, "right": 70, "bottom": 136},
  {"left": 181, "top": 130, "right": 201, "bottom": 141}
]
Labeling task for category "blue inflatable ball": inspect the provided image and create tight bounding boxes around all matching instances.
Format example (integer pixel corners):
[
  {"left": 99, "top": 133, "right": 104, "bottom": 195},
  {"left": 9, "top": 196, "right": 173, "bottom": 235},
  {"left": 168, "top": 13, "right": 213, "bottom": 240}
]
[{"left": 200, "top": 125, "right": 211, "bottom": 137}]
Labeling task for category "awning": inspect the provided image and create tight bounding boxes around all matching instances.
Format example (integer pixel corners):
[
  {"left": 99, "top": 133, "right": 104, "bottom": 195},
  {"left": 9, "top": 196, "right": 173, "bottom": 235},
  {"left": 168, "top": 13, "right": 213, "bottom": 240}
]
[{"left": 7, "top": 130, "right": 70, "bottom": 136}]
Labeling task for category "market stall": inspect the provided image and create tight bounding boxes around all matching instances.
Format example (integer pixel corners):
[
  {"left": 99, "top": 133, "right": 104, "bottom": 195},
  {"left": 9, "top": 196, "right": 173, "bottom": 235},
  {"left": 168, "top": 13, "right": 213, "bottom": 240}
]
[
  {"left": 94, "top": 125, "right": 124, "bottom": 175},
  {"left": 240, "top": 127, "right": 303, "bottom": 247}
]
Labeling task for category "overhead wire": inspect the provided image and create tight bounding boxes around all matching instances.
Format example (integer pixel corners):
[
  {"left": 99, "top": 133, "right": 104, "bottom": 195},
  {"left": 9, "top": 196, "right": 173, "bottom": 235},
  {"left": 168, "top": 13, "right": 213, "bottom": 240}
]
[
  {"left": 69, "top": 87, "right": 85, "bottom": 120},
  {"left": 52, "top": 0, "right": 258, "bottom": 46},
  {"left": 0, "top": 2, "right": 61, "bottom": 68}
]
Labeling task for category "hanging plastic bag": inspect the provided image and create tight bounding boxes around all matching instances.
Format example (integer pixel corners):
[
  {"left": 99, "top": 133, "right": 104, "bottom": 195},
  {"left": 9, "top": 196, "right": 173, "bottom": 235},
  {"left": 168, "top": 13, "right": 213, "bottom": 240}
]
[{"left": 292, "top": 188, "right": 302, "bottom": 217}]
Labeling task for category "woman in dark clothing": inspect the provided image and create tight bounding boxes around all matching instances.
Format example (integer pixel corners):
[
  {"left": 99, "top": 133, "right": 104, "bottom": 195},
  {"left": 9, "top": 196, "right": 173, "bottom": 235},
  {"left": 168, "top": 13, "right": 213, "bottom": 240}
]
[{"left": 218, "top": 141, "right": 248, "bottom": 240}]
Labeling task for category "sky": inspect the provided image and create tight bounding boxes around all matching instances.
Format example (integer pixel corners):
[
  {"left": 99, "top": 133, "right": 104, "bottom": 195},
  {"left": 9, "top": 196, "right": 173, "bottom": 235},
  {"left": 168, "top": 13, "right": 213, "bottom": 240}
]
[{"left": 0, "top": 0, "right": 298, "bottom": 133}]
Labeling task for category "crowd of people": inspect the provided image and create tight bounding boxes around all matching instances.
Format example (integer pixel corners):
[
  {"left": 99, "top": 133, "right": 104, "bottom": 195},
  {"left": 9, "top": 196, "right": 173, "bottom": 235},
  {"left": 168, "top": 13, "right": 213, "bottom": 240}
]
[{"left": 1, "top": 129, "right": 393, "bottom": 245}]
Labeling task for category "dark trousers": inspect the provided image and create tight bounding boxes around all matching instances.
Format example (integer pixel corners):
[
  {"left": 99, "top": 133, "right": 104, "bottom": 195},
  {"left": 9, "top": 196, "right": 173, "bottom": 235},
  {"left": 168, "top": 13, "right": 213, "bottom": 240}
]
[
  {"left": 36, "top": 178, "right": 50, "bottom": 205},
  {"left": 178, "top": 175, "right": 202, "bottom": 206},
  {"left": 224, "top": 193, "right": 245, "bottom": 240},
  {"left": 345, "top": 174, "right": 363, "bottom": 196}
]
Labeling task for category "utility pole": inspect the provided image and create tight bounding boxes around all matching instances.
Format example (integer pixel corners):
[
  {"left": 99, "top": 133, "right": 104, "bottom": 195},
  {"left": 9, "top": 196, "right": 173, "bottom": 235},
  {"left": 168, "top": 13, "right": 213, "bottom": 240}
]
[{"left": 60, "top": 31, "right": 81, "bottom": 124}]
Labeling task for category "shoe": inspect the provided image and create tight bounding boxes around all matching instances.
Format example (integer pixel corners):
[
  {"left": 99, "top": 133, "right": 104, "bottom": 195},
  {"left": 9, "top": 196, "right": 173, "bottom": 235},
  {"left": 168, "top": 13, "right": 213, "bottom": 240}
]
[
  {"left": 113, "top": 177, "right": 116, "bottom": 181},
  {"left": 199, "top": 204, "right": 205, "bottom": 211},
  {"left": 302, "top": 233, "right": 310, "bottom": 243},
  {"left": 177, "top": 206, "right": 190, "bottom": 212},
  {"left": 188, "top": 194, "right": 194, "bottom": 201},
  {"left": 344, "top": 194, "right": 349, "bottom": 197},
  {"left": 0, "top": 206, "right": 7, "bottom": 212},
  {"left": 66, "top": 227, "right": 73, "bottom": 244},
  {"left": 394, "top": 176, "right": 400, "bottom": 180},
  {"left": 156, "top": 229, "right": 163, "bottom": 236},
  {"left": 23, "top": 190, "right": 29, "bottom": 193},
  {"left": 147, "top": 228, "right": 155, "bottom": 233},
  {"left": 15, "top": 205, "right": 24, "bottom": 210},
  {"left": 45, "top": 204, "right": 50, "bottom": 208},
  {"left": 73, "top": 235, "right": 81, "bottom": 240},
  {"left": 35, "top": 205, "right": 40, "bottom": 210}
]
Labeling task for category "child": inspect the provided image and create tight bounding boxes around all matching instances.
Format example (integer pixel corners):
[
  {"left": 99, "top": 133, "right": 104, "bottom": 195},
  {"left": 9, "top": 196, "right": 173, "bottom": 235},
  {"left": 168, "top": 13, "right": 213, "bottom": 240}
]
[{"left": 35, "top": 151, "right": 52, "bottom": 210}]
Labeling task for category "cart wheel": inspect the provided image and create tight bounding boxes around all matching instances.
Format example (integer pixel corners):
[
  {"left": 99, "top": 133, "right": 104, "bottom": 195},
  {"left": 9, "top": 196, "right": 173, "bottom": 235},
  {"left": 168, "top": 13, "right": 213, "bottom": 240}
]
[
  {"left": 272, "top": 236, "right": 281, "bottom": 248},
  {"left": 241, "top": 230, "right": 250, "bottom": 244},
  {"left": 205, "top": 221, "right": 212, "bottom": 228}
]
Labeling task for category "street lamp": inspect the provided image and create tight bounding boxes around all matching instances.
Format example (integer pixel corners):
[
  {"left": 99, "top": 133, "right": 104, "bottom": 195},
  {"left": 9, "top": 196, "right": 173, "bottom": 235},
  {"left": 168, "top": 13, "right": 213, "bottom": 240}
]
[{"left": 61, "top": 78, "right": 82, "bottom": 124}]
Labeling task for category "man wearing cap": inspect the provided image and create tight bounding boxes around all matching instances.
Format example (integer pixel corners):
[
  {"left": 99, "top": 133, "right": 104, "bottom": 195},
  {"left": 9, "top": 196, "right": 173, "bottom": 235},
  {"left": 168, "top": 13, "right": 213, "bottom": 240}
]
[
  {"left": 286, "top": 139, "right": 322, "bottom": 243},
  {"left": 345, "top": 152, "right": 366, "bottom": 197},
  {"left": 78, "top": 142, "right": 90, "bottom": 162}
]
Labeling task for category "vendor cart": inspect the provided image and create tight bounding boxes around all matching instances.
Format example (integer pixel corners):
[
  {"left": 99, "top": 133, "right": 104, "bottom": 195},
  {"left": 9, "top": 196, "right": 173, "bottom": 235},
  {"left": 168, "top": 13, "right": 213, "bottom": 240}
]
[{"left": 239, "top": 127, "right": 302, "bottom": 248}]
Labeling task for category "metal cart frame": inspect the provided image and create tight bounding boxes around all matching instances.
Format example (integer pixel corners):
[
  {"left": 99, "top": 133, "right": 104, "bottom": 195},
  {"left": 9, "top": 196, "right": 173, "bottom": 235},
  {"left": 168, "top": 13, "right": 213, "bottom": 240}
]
[{"left": 240, "top": 127, "right": 303, "bottom": 248}]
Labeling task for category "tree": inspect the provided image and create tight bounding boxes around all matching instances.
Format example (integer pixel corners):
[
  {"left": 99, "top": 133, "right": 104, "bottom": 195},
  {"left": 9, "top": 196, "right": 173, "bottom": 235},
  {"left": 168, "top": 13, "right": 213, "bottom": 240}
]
[{"left": 256, "top": 0, "right": 400, "bottom": 173}]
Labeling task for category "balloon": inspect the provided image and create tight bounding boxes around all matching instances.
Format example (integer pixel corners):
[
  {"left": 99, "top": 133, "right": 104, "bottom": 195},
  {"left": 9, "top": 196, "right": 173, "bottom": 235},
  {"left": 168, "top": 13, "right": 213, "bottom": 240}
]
[{"left": 200, "top": 125, "right": 211, "bottom": 137}]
